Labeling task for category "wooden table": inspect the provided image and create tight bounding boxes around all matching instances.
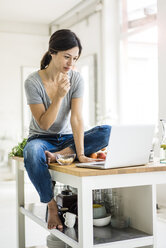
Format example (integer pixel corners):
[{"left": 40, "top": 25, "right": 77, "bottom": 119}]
[{"left": 13, "top": 156, "right": 166, "bottom": 248}]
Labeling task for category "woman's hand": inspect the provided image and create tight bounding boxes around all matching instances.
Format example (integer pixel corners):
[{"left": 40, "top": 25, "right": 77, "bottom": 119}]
[
  {"left": 78, "top": 155, "right": 104, "bottom": 163},
  {"left": 56, "top": 72, "right": 70, "bottom": 98}
]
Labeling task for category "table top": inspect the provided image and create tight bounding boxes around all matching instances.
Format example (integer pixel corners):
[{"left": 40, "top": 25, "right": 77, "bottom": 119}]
[{"left": 12, "top": 156, "right": 166, "bottom": 177}]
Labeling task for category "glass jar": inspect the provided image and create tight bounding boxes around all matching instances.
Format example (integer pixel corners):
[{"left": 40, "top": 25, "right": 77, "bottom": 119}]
[
  {"left": 103, "top": 189, "right": 114, "bottom": 214},
  {"left": 93, "top": 189, "right": 104, "bottom": 205},
  {"left": 112, "top": 194, "right": 123, "bottom": 217},
  {"left": 160, "top": 119, "right": 166, "bottom": 163}
]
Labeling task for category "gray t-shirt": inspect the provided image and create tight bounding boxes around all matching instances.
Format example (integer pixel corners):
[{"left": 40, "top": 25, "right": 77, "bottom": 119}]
[{"left": 24, "top": 70, "right": 84, "bottom": 137}]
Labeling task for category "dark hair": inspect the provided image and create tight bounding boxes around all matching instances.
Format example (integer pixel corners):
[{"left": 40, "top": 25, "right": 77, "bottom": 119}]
[{"left": 40, "top": 29, "right": 82, "bottom": 70}]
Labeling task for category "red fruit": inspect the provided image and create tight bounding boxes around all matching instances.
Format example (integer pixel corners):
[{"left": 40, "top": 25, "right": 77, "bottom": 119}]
[
  {"left": 97, "top": 152, "right": 106, "bottom": 160},
  {"left": 89, "top": 153, "right": 98, "bottom": 159}
]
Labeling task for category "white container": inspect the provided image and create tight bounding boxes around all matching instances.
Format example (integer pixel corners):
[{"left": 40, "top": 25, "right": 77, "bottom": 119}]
[{"left": 93, "top": 214, "right": 111, "bottom": 227}]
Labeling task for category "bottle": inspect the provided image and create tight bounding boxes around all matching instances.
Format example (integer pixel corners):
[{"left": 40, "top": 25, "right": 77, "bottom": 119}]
[
  {"left": 149, "top": 130, "right": 159, "bottom": 163},
  {"left": 160, "top": 119, "right": 166, "bottom": 163}
]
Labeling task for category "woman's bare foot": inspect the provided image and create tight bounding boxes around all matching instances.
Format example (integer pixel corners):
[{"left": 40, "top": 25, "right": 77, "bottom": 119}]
[
  {"left": 45, "top": 151, "right": 57, "bottom": 163},
  {"left": 45, "top": 147, "right": 74, "bottom": 164},
  {"left": 47, "top": 199, "right": 63, "bottom": 230}
]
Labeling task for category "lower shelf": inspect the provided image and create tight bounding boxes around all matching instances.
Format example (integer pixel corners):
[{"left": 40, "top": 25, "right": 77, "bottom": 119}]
[
  {"left": 21, "top": 204, "right": 153, "bottom": 248},
  {"left": 93, "top": 226, "right": 151, "bottom": 245}
]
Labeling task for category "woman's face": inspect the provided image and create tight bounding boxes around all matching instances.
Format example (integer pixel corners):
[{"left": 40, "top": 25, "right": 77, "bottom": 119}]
[{"left": 51, "top": 46, "right": 79, "bottom": 73}]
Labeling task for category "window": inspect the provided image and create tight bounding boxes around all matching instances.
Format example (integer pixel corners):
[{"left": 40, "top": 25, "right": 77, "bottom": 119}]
[{"left": 119, "top": 0, "right": 158, "bottom": 125}]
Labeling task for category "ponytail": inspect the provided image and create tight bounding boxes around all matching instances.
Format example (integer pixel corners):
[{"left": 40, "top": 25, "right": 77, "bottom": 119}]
[{"left": 40, "top": 51, "right": 52, "bottom": 70}]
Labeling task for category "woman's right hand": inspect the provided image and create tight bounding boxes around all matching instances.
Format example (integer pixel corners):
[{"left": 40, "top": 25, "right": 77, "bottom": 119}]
[{"left": 56, "top": 72, "right": 70, "bottom": 98}]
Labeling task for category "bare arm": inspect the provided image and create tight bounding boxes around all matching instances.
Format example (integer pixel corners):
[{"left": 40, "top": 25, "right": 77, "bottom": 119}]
[
  {"left": 70, "top": 98, "right": 84, "bottom": 158},
  {"left": 29, "top": 73, "right": 70, "bottom": 130},
  {"left": 71, "top": 98, "right": 98, "bottom": 162}
]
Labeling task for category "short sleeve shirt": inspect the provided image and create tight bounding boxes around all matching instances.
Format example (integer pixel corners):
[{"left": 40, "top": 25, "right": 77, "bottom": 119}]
[{"left": 24, "top": 70, "right": 84, "bottom": 137}]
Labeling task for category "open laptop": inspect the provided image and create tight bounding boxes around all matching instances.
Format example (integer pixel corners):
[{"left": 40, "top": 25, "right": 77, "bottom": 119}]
[{"left": 76, "top": 124, "right": 155, "bottom": 169}]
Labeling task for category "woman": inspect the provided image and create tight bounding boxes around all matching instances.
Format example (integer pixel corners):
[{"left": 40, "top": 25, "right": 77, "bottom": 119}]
[{"left": 23, "top": 29, "right": 111, "bottom": 230}]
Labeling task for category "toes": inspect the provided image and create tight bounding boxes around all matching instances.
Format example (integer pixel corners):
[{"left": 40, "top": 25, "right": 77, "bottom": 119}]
[
  {"left": 45, "top": 151, "right": 52, "bottom": 163},
  {"left": 45, "top": 150, "right": 57, "bottom": 163},
  {"left": 48, "top": 224, "right": 51, "bottom": 229},
  {"left": 57, "top": 224, "right": 63, "bottom": 230},
  {"left": 48, "top": 223, "right": 63, "bottom": 230},
  {"left": 48, "top": 223, "right": 57, "bottom": 229}
]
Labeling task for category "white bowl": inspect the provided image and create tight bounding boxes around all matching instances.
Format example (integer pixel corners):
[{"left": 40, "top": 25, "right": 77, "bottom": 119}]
[
  {"left": 93, "top": 214, "right": 111, "bottom": 227},
  {"left": 56, "top": 153, "right": 76, "bottom": 165}
]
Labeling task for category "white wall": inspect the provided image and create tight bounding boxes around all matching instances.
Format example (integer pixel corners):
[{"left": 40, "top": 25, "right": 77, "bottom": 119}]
[
  {"left": 158, "top": 0, "right": 166, "bottom": 121},
  {"left": 69, "top": 12, "right": 103, "bottom": 122},
  {"left": 101, "top": 0, "right": 119, "bottom": 123},
  {"left": 0, "top": 20, "right": 48, "bottom": 36},
  {"left": 0, "top": 23, "right": 49, "bottom": 145},
  {"left": 157, "top": 0, "right": 166, "bottom": 206}
]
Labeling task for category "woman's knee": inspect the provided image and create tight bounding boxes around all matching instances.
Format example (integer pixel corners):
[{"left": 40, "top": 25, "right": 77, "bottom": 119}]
[
  {"left": 100, "top": 125, "right": 111, "bottom": 135},
  {"left": 85, "top": 125, "right": 111, "bottom": 146},
  {"left": 23, "top": 140, "right": 46, "bottom": 165},
  {"left": 98, "top": 125, "right": 111, "bottom": 145}
]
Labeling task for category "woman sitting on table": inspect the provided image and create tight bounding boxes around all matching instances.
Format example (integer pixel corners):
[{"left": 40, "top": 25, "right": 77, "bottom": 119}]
[{"left": 23, "top": 29, "right": 111, "bottom": 230}]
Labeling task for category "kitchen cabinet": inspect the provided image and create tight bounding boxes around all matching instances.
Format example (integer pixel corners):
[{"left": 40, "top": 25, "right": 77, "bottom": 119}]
[{"left": 13, "top": 157, "right": 166, "bottom": 248}]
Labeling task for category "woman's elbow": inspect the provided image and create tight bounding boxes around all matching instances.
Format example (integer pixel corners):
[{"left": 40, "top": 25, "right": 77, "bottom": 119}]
[
  {"left": 38, "top": 121, "right": 50, "bottom": 131},
  {"left": 71, "top": 115, "right": 83, "bottom": 125}
]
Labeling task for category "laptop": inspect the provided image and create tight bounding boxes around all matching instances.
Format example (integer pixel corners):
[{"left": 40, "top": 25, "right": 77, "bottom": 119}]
[{"left": 76, "top": 124, "right": 155, "bottom": 169}]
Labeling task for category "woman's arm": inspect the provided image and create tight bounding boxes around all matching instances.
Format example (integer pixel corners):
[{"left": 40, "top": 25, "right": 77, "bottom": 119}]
[
  {"left": 29, "top": 95, "right": 62, "bottom": 130},
  {"left": 71, "top": 98, "right": 98, "bottom": 162},
  {"left": 70, "top": 98, "right": 84, "bottom": 158},
  {"left": 29, "top": 73, "right": 70, "bottom": 130}
]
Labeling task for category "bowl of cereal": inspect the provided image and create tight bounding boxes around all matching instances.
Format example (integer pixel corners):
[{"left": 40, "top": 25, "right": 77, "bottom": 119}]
[{"left": 56, "top": 153, "right": 76, "bottom": 165}]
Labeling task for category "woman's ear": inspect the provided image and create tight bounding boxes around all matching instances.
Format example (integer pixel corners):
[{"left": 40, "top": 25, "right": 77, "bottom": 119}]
[{"left": 51, "top": 53, "right": 57, "bottom": 59}]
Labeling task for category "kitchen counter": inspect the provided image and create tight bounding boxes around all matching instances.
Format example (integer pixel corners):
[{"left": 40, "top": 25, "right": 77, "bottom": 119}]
[
  {"left": 13, "top": 156, "right": 166, "bottom": 248},
  {"left": 13, "top": 156, "right": 166, "bottom": 176}
]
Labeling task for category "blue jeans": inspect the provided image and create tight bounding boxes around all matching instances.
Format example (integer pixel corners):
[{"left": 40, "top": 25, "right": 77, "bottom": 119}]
[{"left": 23, "top": 125, "right": 111, "bottom": 203}]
